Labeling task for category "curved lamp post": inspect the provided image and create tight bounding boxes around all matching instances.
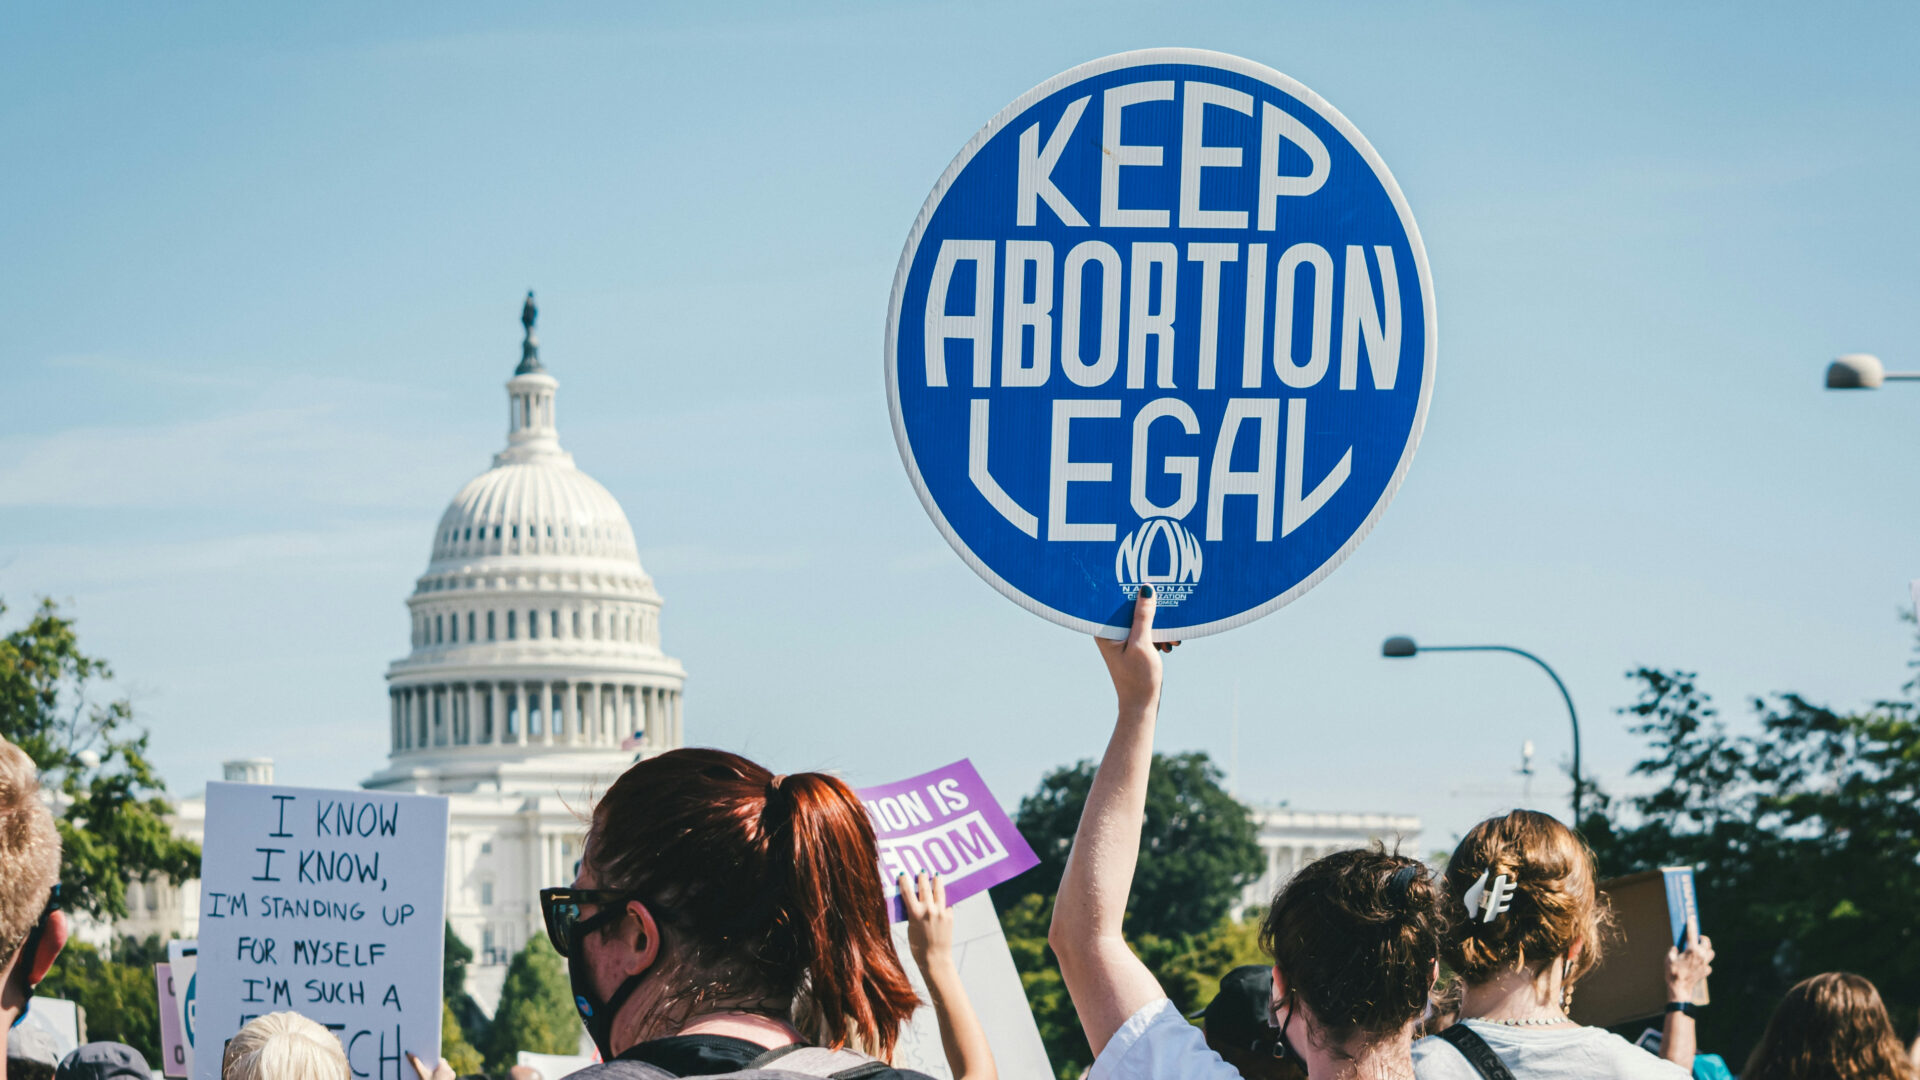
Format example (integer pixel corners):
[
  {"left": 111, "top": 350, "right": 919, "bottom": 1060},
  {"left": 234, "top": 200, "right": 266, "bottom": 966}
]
[
  {"left": 1825, "top": 354, "right": 1920, "bottom": 390},
  {"left": 1381, "top": 636, "right": 1584, "bottom": 822}
]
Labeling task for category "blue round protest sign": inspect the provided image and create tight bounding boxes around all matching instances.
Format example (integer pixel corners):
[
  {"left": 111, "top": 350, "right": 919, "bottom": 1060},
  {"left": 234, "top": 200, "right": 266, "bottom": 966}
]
[{"left": 887, "top": 49, "right": 1435, "bottom": 640}]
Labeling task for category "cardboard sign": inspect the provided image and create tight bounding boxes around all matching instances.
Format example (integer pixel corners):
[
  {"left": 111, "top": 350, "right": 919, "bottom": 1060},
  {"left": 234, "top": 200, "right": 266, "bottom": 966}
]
[
  {"left": 167, "top": 940, "right": 198, "bottom": 1076},
  {"left": 886, "top": 48, "right": 1436, "bottom": 639},
  {"left": 192, "top": 782, "right": 449, "bottom": 1080},
  {"left": 1569, "top": 866, "right": 1708, "bottom": 1028},
  {"left": 156, "top": 963, "right": 190, "bottom": 1077},
  {"left": 857, "top": 759, "right": 1039, "bottom": 919}
]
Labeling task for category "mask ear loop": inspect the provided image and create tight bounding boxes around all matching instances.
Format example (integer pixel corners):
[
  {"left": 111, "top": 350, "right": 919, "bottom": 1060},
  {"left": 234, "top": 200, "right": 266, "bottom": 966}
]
[{"left": 1269, "top": 993, "right": 1297, "bottom": 1061}]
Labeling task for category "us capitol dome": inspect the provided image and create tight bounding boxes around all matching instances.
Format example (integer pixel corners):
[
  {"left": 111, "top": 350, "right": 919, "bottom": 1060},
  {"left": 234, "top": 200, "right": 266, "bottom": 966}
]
[
  {"left": 120, "top": 294, "right": 693, "bottom": 996},
  {"left": 363, "top": 291, "right": 687, "bottom": 795}
]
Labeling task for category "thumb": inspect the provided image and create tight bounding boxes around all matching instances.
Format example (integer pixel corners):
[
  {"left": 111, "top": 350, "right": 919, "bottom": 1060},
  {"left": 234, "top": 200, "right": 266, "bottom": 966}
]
[{"left": 1124, "top": 585, "right": 1157, "bottom": 650}]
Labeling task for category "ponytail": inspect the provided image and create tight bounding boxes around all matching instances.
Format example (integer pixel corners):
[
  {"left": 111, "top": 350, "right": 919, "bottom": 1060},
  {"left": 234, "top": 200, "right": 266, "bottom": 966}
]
[
  {"left": 586, "top": 750, "right": 918, "bottom": 1056},
  {"left": 770, "top": 773, "right": 919, "bottom": 1057}
]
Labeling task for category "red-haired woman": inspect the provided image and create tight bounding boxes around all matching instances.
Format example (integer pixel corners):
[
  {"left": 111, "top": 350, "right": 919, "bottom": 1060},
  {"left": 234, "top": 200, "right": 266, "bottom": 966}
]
[{"left": 540, "top": 748, "right": 935, "bottom": 1079}]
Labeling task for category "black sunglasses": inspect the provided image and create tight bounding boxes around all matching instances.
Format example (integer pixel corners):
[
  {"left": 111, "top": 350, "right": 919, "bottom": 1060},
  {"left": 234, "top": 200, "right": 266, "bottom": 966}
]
[{"left": 538, "top": 887, "right": 663, "bottom": 958}]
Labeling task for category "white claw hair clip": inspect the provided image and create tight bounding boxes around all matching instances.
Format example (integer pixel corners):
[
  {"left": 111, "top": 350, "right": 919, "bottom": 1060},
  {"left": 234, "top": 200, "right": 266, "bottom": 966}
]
[{"left": 1462, "top": 869, "right": 1515, "bottom": 924}]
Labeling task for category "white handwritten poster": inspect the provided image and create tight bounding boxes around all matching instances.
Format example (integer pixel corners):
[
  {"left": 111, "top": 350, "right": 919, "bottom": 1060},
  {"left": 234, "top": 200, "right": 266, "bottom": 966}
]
[{"left": 192, "top": 782, "right": 449, "bottom": 1080}]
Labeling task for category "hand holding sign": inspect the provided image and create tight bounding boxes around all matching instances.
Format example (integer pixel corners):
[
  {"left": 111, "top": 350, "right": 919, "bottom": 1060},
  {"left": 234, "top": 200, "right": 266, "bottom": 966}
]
[
  {"left": 1666, "top": 918, "right": 1714, "bottom": 1004},
  {"left": 1096, "top": 588, "right": 1177, "bottom": 716},
  {"left": 406, "top": 1051, "right": 456, "bottom": 1080},
  {"left": 899, "top": 872, "right": 953, "bottom": 972}
]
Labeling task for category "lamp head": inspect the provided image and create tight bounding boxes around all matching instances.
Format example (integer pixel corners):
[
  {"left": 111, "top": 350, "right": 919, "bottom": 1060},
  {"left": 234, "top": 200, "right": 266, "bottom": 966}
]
[
  {"left": 1381, "top": 635, "right": 1418, "bottom": 658},
  {"left": 1826, "top": 354, "right": 1884, "bottom": 390}
]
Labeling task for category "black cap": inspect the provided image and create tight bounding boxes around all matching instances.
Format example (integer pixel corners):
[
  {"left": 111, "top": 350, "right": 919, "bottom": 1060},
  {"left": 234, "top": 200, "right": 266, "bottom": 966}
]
[
  {"left": 56, "top": 1043, "right": 151, "bottom": 1080},
  {"left": 1189, "top": 965, "right": 1275, "bottom": 1051}
]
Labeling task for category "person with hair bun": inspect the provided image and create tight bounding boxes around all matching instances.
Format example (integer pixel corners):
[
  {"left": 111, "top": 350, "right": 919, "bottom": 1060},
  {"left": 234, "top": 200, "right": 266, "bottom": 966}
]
[
  {"left": 1744, "top": 972, "right": 1915, "bottom": 1080},
  {"left": 1412, "top": 810, "right": 1691, "bottom": 1079},
  {"left": 1051, "top": 590, "right": 1445, "bottom": 1080},
  {"left": 542, "top": 748, "right": 935, "bottom": 1079}
]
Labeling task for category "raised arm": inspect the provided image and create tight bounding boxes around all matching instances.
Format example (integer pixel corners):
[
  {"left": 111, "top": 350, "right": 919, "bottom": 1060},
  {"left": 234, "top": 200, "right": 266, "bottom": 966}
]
[
  {"left": 1660, "top": 926, "right": 1713, "bottom": 1068},
  {"left": 1047, "top": 588, "right": 1173, "bottom": 1055},
  {"left": 901, "top": 871, "right": 998, "bottom": 1080}
]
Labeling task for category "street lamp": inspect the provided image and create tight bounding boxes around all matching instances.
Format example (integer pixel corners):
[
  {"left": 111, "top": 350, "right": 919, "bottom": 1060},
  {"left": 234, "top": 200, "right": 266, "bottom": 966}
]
[
  {"left": 1380, "top": 636, "right": 1584, "bottom": 823},
  {"left": 1825, "top": 354, "right": 1920, "bottom": 390}
]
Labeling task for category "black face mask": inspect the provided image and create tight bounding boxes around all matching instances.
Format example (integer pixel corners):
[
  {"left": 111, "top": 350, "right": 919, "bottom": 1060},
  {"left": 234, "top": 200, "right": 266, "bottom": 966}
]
[
  {"left": 1270, "top": 994, "right": 1301, "bottom": 1063},
  {"left": 565, "top": 905, "right": 650, "bottom": 1060}
]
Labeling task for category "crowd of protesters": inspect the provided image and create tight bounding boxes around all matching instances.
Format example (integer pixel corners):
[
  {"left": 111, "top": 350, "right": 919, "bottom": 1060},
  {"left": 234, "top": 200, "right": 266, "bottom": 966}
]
[{"left": 1, "top": 591, "right": 1913, "bottom": 1080}]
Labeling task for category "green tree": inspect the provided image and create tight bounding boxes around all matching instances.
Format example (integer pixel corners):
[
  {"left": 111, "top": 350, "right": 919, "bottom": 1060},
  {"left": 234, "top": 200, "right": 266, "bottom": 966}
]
[
  {"left": 1584, "top": 660, "right": 1920, "bottom": 1063},
  {"left": 39, "top": 936, "right": 169, "bottom": 1065},
  {"left": 441, "top": 1001, "right": 485, "bottom": 1076},
  {"left": 445, "top": 921, "right": 473, "bottom": 1000},
  {"left": 993, "top": 752, "right": 1264, "bottom": 1078},
  {"left": 485, "top": 936, "right": 579, "bottom": 1071},
  {"left": 992, "top": 751, "right": 1262, "bottom": 940},
  {"left": 442, "top": 922, "right": 490, "bottom": 1050},
  {"left": 0, "top": 598, "right": 200, "bottom": 919}
]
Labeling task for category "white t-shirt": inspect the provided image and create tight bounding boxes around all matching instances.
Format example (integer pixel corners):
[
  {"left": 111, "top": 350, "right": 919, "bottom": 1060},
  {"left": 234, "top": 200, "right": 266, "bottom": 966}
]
[
  {"left": 1412, "top": 1021, "right": 1691, "bottom": 1080},
  {"left": 1088, "top": 998, "right": 1242, "bottom": 1080}
]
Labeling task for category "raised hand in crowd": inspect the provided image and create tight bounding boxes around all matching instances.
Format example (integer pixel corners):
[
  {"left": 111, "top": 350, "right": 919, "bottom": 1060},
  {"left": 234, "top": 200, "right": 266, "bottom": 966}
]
[
  {"left": 1659, "top": 922, "right": 1714, "bottom": 1069},
  {"left": 898, "top": 871, "right": 997, "bottom": 1080},
  {"left": 1051, "top": 588, "right": 1442, "bottom": 1080}
]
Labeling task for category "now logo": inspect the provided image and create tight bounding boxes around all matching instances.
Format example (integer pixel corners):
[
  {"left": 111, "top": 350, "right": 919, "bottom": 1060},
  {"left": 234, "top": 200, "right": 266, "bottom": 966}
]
[{"left": 1115, "top": 518, "right": 1203, "bottom": 588}]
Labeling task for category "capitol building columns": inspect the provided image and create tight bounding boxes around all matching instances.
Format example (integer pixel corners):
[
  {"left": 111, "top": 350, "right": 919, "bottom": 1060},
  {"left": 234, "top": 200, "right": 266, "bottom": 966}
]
[{"left": 384, "top": 679, "right": 684, "bottom": 753}]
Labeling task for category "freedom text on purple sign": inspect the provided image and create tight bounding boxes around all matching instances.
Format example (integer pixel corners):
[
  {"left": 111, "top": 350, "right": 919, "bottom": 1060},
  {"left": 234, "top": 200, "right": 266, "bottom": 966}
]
[{"left": 857, "top": 759, "right": 1039, "bottom": 922}]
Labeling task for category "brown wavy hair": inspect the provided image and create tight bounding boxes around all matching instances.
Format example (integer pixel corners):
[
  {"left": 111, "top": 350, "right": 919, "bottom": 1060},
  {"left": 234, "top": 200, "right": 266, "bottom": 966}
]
[
  {"left": 584, "top": 748, "right": 919, "bottom": 1057},
  {"left": 1259, "top": 847, "right": 1442, "bottom": 1049},
  {"left": 1744, "top": 973, "right": 1916, "bottom": 1080},
  {"left": 1441, "top": 811, "right": 1608, "bottom": 985}
]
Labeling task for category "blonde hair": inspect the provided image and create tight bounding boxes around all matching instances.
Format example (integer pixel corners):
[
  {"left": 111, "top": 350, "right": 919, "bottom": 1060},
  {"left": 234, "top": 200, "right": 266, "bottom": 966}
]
[
  {"left": 0, "top": 736, "right": 60, "bottom": 966},
  {"left": 1441, "top": 810, "right": 1610, "bottom": 986},
  {"left": 220, "top": 1013, "right": 350, "bottom": 1080}
]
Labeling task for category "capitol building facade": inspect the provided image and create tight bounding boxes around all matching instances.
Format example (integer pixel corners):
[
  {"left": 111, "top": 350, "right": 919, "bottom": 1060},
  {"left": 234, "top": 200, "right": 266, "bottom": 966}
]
[{"left": 122, "top": 296, "right": 688, "bottom": 1005}]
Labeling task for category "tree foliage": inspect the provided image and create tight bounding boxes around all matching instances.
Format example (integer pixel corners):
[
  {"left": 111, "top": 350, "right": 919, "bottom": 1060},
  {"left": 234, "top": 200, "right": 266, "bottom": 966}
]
[
  {"left": 442, "top": 922, "right": 490, "bottom": 1056},
  {"left": 992, "top": 751, "right": 1263, "bottom": 940},
  {"left": 39, "top": 936, "right": 172, "bottom": 1067},
  {"left": 993, "top": 751, "right": 1265, "bottom": 1077},
  {"left": 0, "top": 598, "right": 200, "bottom": 919},
  {"left": 441, "top": 1001, "right": 485, "bottom": 1076},
  {"left": 485, "top": 935, "right": 579, "bottom": 1071},
  {"left": 1583, "top": 661, "right": 1920, "bottom": 1062}
]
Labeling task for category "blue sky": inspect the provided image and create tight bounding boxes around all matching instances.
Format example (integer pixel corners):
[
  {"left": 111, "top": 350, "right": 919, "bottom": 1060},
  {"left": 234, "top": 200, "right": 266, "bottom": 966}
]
[{"left": 5, "top": 2, "right": 1919, "bottom": 852}]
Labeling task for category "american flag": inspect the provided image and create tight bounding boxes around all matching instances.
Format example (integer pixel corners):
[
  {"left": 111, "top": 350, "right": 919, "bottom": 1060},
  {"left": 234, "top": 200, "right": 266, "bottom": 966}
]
[{"left": 620, "top": 731, "right": 645, "bottom": 751}]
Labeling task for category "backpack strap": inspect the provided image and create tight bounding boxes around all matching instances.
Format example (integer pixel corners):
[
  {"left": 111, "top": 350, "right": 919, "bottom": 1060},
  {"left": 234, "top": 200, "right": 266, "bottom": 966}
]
[
  {"left": 1436, "top": 1025, "right": 1519, "bottom": 1080},
  {"left": 575, "top": 1061, "right": 683, "bottom": 1080},
  {"left": 745, "top": 1046, "right": 892, "bottom": 1079}
]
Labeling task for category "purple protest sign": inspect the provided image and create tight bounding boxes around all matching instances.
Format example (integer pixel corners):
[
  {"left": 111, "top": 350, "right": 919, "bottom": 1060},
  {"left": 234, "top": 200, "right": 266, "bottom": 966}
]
[{"left": 857, "top": 759, "right": 1039, "bottom": 922}]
